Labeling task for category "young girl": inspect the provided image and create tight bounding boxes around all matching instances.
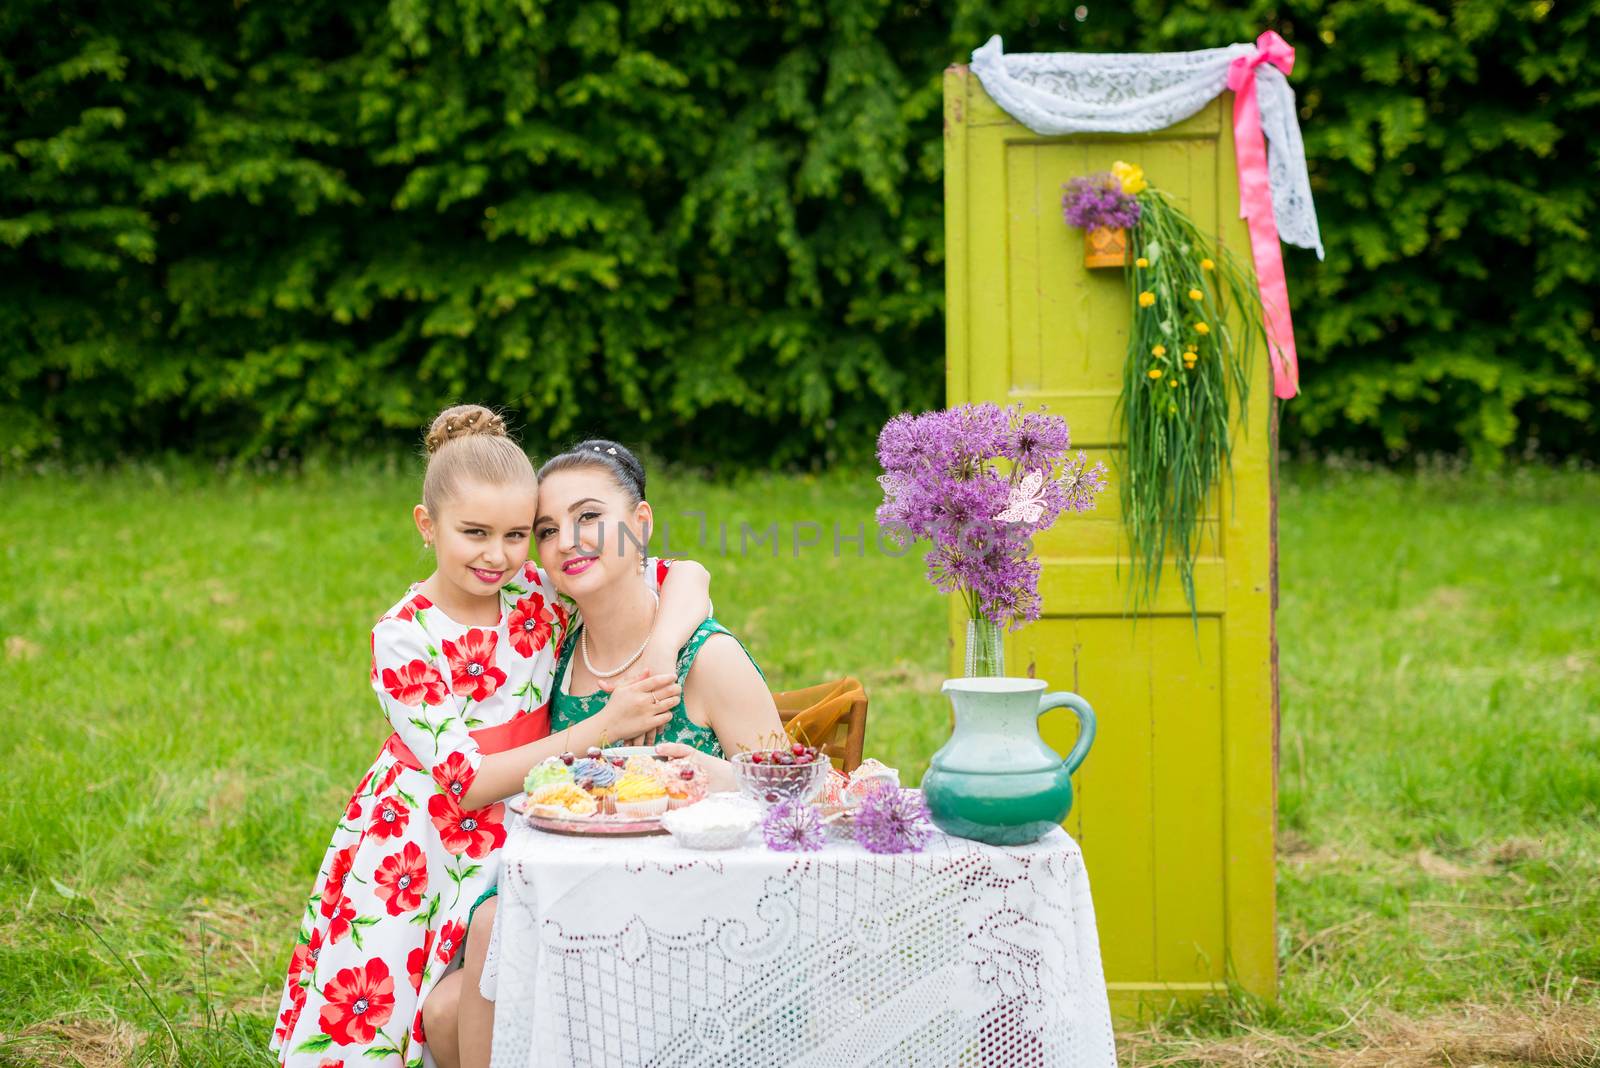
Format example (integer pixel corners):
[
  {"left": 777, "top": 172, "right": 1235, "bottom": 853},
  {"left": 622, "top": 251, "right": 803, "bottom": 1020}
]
[
  {"left": 269, "top": 407, "right": 712, "bottom": 1068},
  {"left": 420, "top": 439, "right": 783, "bottom": 1068}
]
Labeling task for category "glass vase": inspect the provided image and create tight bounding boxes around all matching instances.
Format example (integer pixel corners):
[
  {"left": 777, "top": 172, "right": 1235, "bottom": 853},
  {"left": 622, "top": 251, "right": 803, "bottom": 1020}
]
[{"left": 964, "top": 618, "right": 1006, "bottom": 678}]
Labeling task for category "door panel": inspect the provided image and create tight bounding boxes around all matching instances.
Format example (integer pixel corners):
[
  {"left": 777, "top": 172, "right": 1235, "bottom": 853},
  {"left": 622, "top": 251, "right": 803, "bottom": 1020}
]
[{"left": 943, "top": 65, "right": 1277, "bottom": 1012}]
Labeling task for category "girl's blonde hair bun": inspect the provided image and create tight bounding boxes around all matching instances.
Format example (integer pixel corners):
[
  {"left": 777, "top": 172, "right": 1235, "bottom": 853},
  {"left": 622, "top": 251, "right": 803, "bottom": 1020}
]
[
  {"left": 425, "top": 404, "right": 508, "bottom": 455},
  {"left": 420, "top": 404, "right": 535, "bottom": 517}
]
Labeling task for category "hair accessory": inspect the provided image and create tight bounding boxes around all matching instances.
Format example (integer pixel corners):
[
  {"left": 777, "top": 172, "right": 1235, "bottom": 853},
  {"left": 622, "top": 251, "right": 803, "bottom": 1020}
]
[
  {"left": 592, "top": 446, "right": 602, "bottom": 451},
  {"left": 607, "top": 447, "right": 617, "bottom": 455}
]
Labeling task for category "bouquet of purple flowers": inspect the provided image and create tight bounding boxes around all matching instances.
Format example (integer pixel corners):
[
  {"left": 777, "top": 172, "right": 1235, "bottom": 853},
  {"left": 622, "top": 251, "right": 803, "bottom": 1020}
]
[
  {"left": 875, "top": 404, "right": 1107, "bottom": 638},
  {"left": 1062, "top": 172, "right": 1141, "bottom": 232}
]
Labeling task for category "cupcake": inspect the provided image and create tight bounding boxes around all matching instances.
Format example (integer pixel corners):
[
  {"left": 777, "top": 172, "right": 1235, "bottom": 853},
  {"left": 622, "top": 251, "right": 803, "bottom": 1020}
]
[
  {"left": 570, "top": 756, "right": 609, "bottom": 782},
  {"left": 574, "top": 758, "right": 622, "bottom": 815},
  {"left": 614, "top": 773, "right": 670, "bottom": 817},
  {"left": 843, "top": 759, "right": 900, "bottom": 807},
  {"left": 624, "top": 754, "right": 665, "bottom": 781},
  {"left": 523, "top": 756, "right": 574, "bottom": 794},
  {"left": 661, "top": 759, "right": 708, "bottom": 810},
  {"left": 528, "top": 782, "right": 598, "bottom": 818},
  {"left": 819, "top": 767, "right": 850, "bottom": 813}
]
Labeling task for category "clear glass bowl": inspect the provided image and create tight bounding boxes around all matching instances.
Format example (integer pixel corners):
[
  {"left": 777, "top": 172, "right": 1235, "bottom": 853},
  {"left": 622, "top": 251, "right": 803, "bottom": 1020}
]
[{"left": 731, "top": 751, "right": 829, "bottom": 806}]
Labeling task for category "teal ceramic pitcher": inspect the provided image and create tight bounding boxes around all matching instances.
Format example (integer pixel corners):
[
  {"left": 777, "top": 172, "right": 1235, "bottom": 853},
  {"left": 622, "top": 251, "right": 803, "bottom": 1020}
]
[{"left": 921, "top": 678, "right": 1097, "bottom": 846}]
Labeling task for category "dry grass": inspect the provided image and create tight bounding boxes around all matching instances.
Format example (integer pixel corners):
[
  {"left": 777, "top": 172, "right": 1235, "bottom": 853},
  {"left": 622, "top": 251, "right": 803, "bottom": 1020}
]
[
  {"left": 0, "top": 1017, "right": 141, "bottom": 1068},
  {"left": 1120, "top": 996, "right": 1600, "bottom": 1067}
]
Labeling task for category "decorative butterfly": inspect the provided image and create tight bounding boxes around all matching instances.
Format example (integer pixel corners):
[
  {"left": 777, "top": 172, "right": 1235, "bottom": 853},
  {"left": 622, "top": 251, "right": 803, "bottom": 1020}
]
[{"left": 995, "top": 470, "right": 1047, "bottom": 524}]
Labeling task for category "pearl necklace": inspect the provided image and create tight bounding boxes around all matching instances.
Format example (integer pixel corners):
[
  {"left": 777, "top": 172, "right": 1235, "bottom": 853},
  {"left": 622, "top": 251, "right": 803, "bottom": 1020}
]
[{"left": 581, "top": 587, "right": 660, "bottom": 679}]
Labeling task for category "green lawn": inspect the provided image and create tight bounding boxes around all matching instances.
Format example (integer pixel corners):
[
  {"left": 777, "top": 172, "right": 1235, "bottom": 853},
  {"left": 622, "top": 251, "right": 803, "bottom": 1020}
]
[{"left": 1, "top": 460, "right": 1597, "bottom": 1067}]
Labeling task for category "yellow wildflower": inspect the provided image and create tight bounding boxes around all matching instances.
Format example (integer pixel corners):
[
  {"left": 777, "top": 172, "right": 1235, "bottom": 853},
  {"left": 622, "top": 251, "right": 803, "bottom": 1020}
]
[
  {"left": 1138, "top": 291, "right": 1156, "bottom": 308},
  {"left": 1168, "top": 378, "right": 1178, "bottom": 388},
  {"left": 1201, "top": 258, "right": 1215, "bottom": 271},
  {"left": 1188, "top": 288, "right": 1203, "bottom": 301},
  {"left": 1151, "top": 344, "right": 1167, "bottom": 357},
  {"left": 1135, "top": 256, "right": 1149, "bottom": 268},
  {"left": 1195, "top": 322, "right": 1211, "bottom": 335},
  {"left": 1148, "top": 368, "right": 1163, "bottom": 380},
  {"left": 1112, "top": 160, "right": 1148, "bottom": 195}
]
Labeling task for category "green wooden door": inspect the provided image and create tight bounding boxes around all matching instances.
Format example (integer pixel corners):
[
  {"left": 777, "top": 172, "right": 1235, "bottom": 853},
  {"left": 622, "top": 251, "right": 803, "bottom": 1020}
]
[{"left": 943, "top": 65, "right": 1278, "bottom": 1013}]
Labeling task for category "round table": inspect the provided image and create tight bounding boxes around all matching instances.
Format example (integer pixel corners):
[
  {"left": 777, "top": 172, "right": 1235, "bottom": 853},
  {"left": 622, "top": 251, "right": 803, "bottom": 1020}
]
[{"left": 483, "top": 798, "right": 1117, "bottom": 1068}]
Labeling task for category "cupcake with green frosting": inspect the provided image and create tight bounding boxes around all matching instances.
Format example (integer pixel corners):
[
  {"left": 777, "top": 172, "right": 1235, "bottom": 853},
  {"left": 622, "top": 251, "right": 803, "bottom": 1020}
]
[{"left": 524, "top": 757, "right": 574, "bottom": 795}]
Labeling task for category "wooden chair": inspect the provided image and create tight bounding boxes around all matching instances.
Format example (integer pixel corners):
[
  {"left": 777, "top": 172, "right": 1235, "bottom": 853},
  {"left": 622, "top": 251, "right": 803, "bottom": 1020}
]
[{"left": 775, "top": 677, "right": 869, "bottom": 773}]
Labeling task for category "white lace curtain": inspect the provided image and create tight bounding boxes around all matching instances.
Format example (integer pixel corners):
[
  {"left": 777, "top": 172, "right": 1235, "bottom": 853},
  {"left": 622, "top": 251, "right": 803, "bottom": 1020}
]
[{"left": 969, "top": 35, "right": 1324, "bottom": 259}]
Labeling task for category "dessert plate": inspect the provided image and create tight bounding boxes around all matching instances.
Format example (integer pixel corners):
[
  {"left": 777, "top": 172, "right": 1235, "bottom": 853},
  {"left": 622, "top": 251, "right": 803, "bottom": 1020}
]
[{"left": 507, "top": 795, "right": 669, "bottom": 837}]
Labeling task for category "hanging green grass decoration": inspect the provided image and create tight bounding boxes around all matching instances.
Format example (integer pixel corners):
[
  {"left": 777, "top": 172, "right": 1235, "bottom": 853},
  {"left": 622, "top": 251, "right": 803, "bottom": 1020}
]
[{"left": 1117, "top": 183, "right": 1263, "bottom": 618}]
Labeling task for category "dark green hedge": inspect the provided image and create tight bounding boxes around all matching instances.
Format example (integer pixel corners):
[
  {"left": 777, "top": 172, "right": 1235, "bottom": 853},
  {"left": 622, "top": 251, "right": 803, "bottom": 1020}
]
[{"left": 3, "top": 0, "right": 1596, "bottom": 467}]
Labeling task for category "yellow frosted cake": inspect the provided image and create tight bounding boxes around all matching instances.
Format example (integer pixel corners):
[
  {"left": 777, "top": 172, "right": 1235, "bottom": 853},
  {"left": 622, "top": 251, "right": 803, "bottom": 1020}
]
[{"left": 614, "top": 772, "right": 670, "bottom": 817}]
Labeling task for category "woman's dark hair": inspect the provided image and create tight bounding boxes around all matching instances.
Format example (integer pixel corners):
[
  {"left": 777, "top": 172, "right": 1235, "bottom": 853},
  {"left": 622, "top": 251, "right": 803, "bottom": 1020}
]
[{"left": 537, "top": 439, "right": 646, "bottom": 506}]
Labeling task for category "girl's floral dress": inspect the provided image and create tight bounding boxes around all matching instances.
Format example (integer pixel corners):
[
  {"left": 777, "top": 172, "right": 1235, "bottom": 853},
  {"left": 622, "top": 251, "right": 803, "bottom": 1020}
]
[{"left": 269, "top": 559, "right": 675, "bottom": 1067}]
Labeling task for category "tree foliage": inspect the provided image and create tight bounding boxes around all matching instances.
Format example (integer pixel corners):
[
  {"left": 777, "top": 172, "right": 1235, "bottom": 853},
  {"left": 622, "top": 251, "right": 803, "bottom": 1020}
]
[{"left": 3, "top": 0, "right": 1595, "bottom": 466}]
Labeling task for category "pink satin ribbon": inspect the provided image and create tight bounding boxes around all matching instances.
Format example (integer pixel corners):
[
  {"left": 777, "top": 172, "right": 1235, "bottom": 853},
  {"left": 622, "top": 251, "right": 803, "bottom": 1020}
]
[{"left": 1228, "top": 30, "right": 1300, "bottom": 399}]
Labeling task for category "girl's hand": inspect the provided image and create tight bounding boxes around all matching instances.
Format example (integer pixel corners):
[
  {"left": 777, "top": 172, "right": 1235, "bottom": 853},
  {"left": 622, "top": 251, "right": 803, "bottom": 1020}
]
[
  {"left": 601, "top": 672, "right": 680, "bottom": 743},
  {"left": 653, "top": 742, "right": 737, "bottom": 794},
  {"left": 600, "top": 658, "right": 679, "bottom": 745}
]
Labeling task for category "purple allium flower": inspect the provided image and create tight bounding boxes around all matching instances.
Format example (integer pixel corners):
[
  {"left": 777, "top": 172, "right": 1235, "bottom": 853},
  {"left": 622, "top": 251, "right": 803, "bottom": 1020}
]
[
  {"left": 1004, "top": 410, "right": 1073, "bottom": 472},
  {"left": 763, "top": 800, "right": 826, "bottom": 853},
  {"left": 877, "top": 412, "right": 947, "bottom": 474},
  {"left": 874, "top": 403, "right": 1108, "bottom": 631},
  {"left": 1062, "top": 174, "right": 1142, "bottom": 231},
  {"left": 1057, "top": 451, "right": 1108, "bottom": 513},
  {"left": 853, "top": 785, "right": 934, "bottom": 854}
]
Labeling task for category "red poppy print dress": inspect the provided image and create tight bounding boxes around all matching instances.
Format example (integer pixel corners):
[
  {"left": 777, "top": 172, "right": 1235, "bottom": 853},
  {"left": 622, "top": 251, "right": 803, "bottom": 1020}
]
[{"left": 269, "top": 559, "right": 677, "bottom": 1067}]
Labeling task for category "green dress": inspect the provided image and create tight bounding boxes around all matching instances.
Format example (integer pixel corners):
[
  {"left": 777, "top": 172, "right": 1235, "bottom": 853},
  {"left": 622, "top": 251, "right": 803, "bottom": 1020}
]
[
  {"left": 550, "top": 617, "right": 764, "bottom": 758},
  {"left": 468, "top": 618, "right": 761, "bottom": 927}
]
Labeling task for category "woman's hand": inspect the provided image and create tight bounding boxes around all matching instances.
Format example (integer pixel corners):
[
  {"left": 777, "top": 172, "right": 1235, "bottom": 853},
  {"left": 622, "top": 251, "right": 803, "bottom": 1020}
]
[
  {"left": 599, "top": 671, "right": 680, "bottom": 744},
  {"left": 653, "top": 742, "right": 738, "bottom": 794}
]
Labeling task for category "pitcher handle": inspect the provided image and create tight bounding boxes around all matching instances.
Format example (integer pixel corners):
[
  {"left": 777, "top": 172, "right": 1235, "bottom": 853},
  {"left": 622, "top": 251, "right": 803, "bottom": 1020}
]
[{"left": 1039, "top": 691, "right": 1096, "bottom": 775}]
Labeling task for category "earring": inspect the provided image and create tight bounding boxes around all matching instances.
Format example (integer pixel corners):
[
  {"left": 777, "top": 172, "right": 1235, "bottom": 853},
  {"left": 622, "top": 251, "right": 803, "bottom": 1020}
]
[{"left": 638, "top": 554, "right": 647, "bottom": 575}]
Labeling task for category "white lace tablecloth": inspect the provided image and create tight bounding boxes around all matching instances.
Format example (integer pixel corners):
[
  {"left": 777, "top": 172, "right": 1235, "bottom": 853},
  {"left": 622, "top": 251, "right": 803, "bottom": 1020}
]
[{"left": 483, "top": 802, "right": 1117, "bottom": 1068}]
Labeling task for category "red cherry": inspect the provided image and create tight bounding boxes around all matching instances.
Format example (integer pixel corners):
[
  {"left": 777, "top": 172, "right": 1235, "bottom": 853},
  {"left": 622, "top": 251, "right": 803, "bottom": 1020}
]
[
  {"left": 679, "top": 767, "right": 695, "bottom": 781},
  {"left": 791, "top": 743, "right": 806, "bottom": 756},
  {"left": 586, "top": 747, "right": 602, "bottom": 759},
  {"left": 775, "top": 752, "right": 794, "bottom": 766},
  {"left": 610, "top": 756, "right": 626, "bottom": 767},
  {"left": 751, "top": 752, "right": 767, "bottom": 764},
  {"left": 794, "top": 753, "right": 812, "bottom": 764},
  {"left": 764, "top": 791, "right": 780, "bottom": 803},
  {"left": 561, "top": 752, "right": 576, "bottom": 766}
]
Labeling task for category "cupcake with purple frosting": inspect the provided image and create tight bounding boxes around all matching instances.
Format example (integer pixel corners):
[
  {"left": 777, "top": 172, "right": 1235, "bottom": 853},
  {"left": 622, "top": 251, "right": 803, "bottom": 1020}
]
[{"left": 572, "top": 756, "right": 622, "bottom": 815}]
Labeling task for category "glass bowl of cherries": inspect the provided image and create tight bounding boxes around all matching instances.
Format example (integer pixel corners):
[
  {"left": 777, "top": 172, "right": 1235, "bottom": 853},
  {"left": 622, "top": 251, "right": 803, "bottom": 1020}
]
[{"left": 731, "top": 743, "right": 829, "bottom": 806}]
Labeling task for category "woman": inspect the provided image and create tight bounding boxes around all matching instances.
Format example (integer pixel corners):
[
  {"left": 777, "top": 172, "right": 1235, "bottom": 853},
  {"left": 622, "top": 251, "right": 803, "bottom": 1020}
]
[{"left": 423, "top": 439, "right": 784, "bottom": 1068}]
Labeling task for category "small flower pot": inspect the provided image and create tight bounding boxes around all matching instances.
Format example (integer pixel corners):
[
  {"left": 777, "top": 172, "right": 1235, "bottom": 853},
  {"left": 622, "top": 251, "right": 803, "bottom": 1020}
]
[{"left": 1083, "top": 226, "right": 1129, "bottom": 269}]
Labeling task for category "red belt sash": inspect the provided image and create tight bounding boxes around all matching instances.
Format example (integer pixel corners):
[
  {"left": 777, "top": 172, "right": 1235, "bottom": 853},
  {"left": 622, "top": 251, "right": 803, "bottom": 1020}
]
[{"left": 382, "top": 706, "right": 551, "bottom": 773}]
